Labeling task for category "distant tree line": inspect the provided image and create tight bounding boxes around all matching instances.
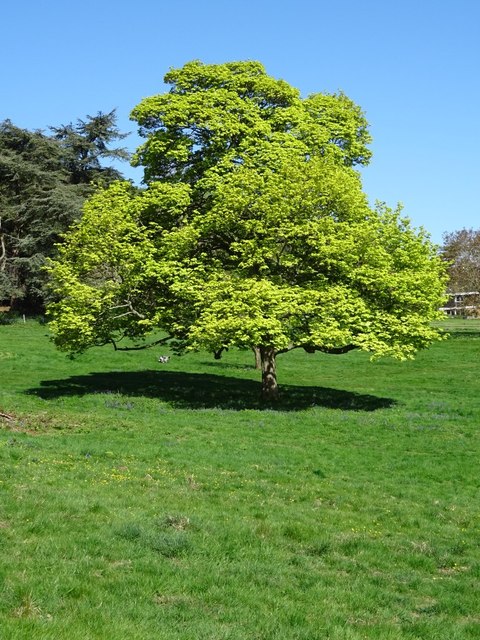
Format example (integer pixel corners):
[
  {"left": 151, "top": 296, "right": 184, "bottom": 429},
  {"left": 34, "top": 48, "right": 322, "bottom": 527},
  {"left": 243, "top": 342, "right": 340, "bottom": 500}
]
[
  {"left": 0, "top": 111, "right": 129, "bottom": 312},
  {"left": 441, "top": 228, "right": 480, "bottom": 316},
  {"left": 441, "top": 228, "right": 480, "bottom": 294}
]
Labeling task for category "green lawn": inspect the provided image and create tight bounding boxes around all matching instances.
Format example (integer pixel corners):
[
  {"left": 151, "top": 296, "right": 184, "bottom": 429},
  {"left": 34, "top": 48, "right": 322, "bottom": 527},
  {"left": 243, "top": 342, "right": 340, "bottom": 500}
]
[{"left": 0, "top": 319, "right": 479, "bottom": 639}]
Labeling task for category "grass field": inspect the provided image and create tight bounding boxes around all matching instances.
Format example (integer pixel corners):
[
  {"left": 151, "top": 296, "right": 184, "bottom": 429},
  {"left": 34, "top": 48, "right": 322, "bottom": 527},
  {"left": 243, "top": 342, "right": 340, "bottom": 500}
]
[{"left": 0, "top": 318, "right": 479, "bottom": 639}]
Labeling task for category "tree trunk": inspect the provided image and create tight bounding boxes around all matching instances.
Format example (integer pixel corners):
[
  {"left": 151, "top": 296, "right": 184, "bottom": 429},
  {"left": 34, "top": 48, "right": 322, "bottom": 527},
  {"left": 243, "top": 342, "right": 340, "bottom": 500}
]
[
  {"left": 259, "top": 346, "right": 279, "bottom": 402},
  {"left": 253, "top": 346, "right": 261, "bottom": 369}
]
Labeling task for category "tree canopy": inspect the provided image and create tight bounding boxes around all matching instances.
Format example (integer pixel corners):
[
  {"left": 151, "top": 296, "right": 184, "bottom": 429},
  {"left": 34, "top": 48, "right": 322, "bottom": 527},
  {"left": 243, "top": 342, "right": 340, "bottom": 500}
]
[
  {"left": 0, "top": 112, "right": 129, "bottom": 310},
  {"left": 47, "top": 61, "right": 447, "bottom": 400}
]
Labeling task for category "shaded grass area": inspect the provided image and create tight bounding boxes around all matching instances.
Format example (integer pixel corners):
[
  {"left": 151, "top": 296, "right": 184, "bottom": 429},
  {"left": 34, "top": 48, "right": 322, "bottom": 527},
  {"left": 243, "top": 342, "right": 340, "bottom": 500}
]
[
  {"left": 0, "top": 320, "right": 479, "bottom": 639},
  {"left": 29, "top": 369, "right": 395, "bottom": 411}
]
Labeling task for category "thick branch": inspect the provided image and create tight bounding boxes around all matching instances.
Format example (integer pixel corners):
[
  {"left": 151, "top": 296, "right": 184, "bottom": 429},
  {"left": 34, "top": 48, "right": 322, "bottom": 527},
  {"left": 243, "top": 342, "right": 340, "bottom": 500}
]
[
  {"left": 109, "top": 335, "right": 172, "bottom": 351},
  {"left": 111, "top": 311, "right": 143, "bottom": 320},
  {"left": 312, "top": 344, "right": 359, "bottom": 355},
  {"left": 108, "top": 301, "right": 146, "bottom": 320},
  {"left": 0, "top": 235, "right": 5, "bottom": 271},
  {"left": 0, "top": 217, "right": 6, "bottom": 271},
  {"left": 276, "top": 343, "right": 358, "bottom": 356}
]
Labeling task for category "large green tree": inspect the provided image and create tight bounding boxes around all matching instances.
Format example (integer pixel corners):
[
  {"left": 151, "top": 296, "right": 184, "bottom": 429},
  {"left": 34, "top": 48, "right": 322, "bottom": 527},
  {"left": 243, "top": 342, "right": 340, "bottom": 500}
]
[
  {"left": 47, "top": 61, "right": 447, "bottom": 400},
  {"left": 0, "top": 112, "right": 129, "bottom": 310}
]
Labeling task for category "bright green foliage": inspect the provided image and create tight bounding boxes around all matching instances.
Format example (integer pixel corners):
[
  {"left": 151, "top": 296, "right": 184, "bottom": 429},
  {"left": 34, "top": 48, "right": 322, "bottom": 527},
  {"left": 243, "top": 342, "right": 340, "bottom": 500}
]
[
  {"left": 131, "top": 60, "right": 371, "bottom": 184},
  {"left": 47, "top": 61, "right": 447, "bottom": 396}
]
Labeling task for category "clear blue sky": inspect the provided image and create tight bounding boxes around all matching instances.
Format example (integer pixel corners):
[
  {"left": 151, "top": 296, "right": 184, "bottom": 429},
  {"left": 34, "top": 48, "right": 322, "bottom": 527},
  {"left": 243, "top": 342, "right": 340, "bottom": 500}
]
[{"left": 1, "top": 0, "right": 478, "bottom": 244}]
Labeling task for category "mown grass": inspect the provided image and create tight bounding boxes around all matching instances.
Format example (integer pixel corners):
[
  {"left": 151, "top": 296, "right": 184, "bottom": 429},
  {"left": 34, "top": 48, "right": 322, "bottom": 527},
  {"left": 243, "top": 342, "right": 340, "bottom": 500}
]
[{"left": 0, "top": 319, "right": 479, "bottom": 639}]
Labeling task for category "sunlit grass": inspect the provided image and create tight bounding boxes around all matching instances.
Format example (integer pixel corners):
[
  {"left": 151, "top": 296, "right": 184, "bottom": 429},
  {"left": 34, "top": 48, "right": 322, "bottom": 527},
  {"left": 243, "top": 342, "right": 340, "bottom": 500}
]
[{"left": 0, "top": 319, "right": 479, "bottom": 638}]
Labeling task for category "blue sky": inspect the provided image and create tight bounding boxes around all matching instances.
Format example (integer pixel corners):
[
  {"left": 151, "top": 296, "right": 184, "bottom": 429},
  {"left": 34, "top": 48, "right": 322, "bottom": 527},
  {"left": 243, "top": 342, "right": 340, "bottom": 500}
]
[{"left": 1, "top": 0, "right": 478, "bottom": 244}]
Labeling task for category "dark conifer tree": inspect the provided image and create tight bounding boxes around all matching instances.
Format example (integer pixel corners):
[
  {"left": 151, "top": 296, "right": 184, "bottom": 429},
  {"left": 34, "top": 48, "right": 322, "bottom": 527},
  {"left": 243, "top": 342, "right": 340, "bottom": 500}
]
[
  {"left": 0, "top": 111, "right": 129, "bottom": 311},
  {"left": 51, "top": 110, "right": 130, "bottom": 187}
]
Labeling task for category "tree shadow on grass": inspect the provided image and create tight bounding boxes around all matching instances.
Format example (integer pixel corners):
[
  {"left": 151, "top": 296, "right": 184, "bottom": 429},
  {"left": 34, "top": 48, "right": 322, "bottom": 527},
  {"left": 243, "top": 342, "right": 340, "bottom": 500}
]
[
  {"left": 28, "top": 370, "right": 395, "bottom": 412},
  {"left": 447, "top": 329, "right": 480, "bottom": 339},
  {"left": 199, "top": 360, "right": 257, "bottom": 371}
]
